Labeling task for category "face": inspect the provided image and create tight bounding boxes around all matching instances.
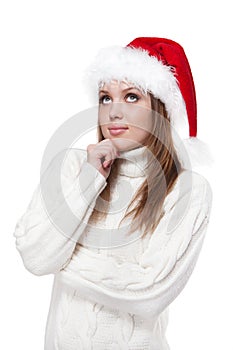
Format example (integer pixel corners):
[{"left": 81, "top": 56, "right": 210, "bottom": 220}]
[{"left": 98, "top": 80, "right": 153, "bottom": 151}]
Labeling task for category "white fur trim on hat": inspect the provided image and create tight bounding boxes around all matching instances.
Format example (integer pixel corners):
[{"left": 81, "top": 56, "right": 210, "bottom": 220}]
[
  {"left": 82, "top": 45, "right": 189, "bottom": 139},
  {"left": 82, "top": 45, "right": 214, "bottom": 171}
]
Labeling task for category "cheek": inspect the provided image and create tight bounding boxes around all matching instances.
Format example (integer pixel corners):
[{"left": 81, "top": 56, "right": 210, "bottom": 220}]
[
  {"left": 98, "top": 109, "right": 108, "bottom": 128},
  {"left": 127, "top": 108, "right": 153, "bottom": 133}
]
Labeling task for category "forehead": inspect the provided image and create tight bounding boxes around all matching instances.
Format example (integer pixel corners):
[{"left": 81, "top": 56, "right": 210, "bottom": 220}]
[{"left": 100, "top": 79, "right": 135, "bottom": 91}]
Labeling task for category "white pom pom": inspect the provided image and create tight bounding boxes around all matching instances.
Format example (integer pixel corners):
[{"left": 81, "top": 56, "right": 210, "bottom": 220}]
[{"left": 180, "top": 137, "right": 214, "bottom": 170}]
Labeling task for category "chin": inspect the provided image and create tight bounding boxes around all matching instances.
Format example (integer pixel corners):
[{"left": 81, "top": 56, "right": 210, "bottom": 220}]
[{"left": 108, "top": 138, "right": 141, "bottom": 152}]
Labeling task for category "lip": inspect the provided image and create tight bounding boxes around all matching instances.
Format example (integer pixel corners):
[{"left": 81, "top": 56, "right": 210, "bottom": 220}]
[
  {"left": 109, "top": 128, "right": 128, "bottom": 136},
  {"left": 108, "top": 125, "right": 128, "bottom": 130}
]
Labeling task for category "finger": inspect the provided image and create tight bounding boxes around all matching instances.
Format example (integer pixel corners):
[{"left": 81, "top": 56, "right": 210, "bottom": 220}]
[
  {"left": 103, "top": 150, "right": 115, "bottom": 166},
  {"left": 104, "top": 146, "right": 120, "bottom": 165},
  {"left": 103, "top": 159, "right": 113, "bottom": 168},
  {"left": 103, "top": 160, "right": 113, "bottom": 168},
  {"left": 103, "top": 147, "right": 115, "bottom": 163},
  {"left": 87, "top": 144, "right": 96, "bottom": 152},
  {"left": 115, "top": 148, "right": 121, "bottom": 158}
]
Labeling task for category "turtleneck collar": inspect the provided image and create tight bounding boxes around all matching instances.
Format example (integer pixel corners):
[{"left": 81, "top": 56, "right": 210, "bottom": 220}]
[{"left": 117, "top": 145, "right": 151, "bottom": 178}]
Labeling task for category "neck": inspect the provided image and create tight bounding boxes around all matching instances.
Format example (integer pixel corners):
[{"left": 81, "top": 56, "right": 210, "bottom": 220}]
[{"left": 117, "top": 145, "right": 151, "bottom": 178}]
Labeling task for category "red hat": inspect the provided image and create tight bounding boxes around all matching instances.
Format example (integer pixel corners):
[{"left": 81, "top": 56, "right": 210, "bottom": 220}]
[
  {"left": 84, "top": 37, "right": 213, "bottom": 169},
  {"left": 126, "top": 37, "right": 197, "bottom": 137}
]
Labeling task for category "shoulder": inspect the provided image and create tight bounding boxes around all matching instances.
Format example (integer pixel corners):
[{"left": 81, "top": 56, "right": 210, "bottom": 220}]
[
  {"left": 177, "top": 169, "right": 212, "bottom": 195},
  {"left": 42, "top": 147, "right": 88, "bottom": 183},
  {"left": 63, "top": 147, "right": 87, "bottom": 168},
  {"left": 164, "top": 169, "right": 213, "bottom": 211},
  {"left": 57, "top": 147, "right": 88, "bottom": 178}
]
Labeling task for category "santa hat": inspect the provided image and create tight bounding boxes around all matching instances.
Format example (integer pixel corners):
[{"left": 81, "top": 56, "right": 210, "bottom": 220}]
[{"left": 83, "top": 37, "right": 213, "bottom": 170}]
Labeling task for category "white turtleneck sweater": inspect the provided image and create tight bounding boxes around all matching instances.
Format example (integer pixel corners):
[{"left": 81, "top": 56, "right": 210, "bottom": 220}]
[{"left": 13, "top": 145, "right": 212, "bottom": 350}]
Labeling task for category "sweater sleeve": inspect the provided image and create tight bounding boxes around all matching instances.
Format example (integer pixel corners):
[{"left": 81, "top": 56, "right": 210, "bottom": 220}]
[
  {"left": 59, "top": 170, "right": 213, "bottom": 319},
  {"left": 13, "top": 148, "right": 107, "bottom": 276}
]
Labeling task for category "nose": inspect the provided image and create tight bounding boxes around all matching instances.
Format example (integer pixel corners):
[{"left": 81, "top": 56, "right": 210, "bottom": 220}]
[{"left": 109, "top": 102, "right": 123, "bottom": 119}]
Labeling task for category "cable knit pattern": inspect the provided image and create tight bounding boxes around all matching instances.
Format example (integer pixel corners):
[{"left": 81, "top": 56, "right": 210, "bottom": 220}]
[{"left": 13, "top": 145, "right": 213, "bottom": 350}]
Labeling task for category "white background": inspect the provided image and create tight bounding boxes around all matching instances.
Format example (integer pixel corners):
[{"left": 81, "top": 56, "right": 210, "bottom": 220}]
[{"left": 1, "top": 0, "right": 231, "bottom": 349}]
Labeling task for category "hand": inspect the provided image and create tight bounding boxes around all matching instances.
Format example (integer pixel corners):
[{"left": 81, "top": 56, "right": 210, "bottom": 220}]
[{"left": 87, "top": 139, "right": 120, "bottom": 179}]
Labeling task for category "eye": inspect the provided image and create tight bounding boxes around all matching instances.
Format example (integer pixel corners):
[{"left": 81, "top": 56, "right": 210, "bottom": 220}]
[
  {"left": 125, "top": 93, "right": 139, "bottom": 103},
  {"left": 99, "top": 95, "right": 112, "bottom": 104}
]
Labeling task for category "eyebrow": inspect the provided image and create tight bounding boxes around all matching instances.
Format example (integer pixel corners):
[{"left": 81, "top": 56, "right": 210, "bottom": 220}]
[{"left": 99, "top": 86, "right": 141, "bottom": 94}]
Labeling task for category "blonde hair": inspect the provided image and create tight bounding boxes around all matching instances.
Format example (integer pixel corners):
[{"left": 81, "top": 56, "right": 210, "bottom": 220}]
[{"left": 88, "top": 94, "right": 183, "bottom": 238}]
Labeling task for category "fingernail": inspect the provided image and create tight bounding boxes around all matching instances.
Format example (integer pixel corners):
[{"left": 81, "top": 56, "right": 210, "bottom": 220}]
[{"left": 104, "top": 160, "right": 110, "bottom": 167}]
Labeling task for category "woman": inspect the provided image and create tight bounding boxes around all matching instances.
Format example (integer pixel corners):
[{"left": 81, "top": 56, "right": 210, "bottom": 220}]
[{"left": 13, "top": 37, "right": 213, "bottom": 349}]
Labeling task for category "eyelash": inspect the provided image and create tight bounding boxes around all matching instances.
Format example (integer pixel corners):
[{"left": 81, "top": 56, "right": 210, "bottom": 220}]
[{"left": 99, "top": 93, "right": 140, "bottom": 104}]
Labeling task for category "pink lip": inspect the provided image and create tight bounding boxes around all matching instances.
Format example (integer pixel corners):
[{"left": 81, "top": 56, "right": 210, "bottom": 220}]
[
  {"left": 109, "top": 128, "right": 128, "bottom": 136},
  {"left": 108, "top": 125, "right": 128, "bottom": 130}
]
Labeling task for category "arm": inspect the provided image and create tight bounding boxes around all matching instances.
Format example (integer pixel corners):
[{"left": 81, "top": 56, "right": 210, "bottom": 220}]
[
  {"left": 59, "top": 170, "right": 212, "bottom": 319},
  {"left": 13, "top": 148, "right": 107, "bottom": 276}
]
